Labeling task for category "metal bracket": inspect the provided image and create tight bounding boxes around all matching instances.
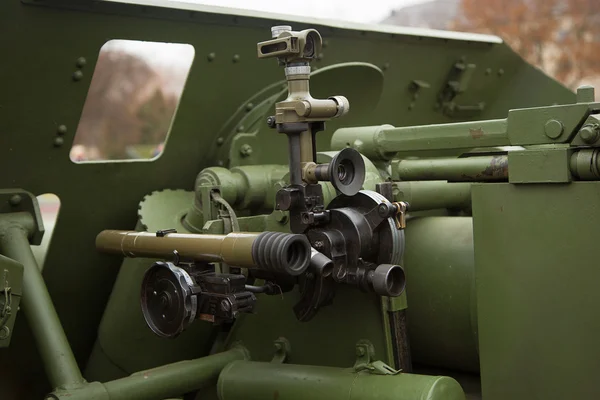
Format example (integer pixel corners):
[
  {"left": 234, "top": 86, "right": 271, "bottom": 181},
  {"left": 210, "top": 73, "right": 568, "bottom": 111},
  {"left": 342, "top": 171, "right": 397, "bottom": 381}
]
[
  {"left": 271, "top": 337, "right": 291, "bottom": 363},
  {"left": 0, "top": 189, "right": 45, "bottom": 245},
  {"left": 392, "top": 202, "right": 408, "bottom": 229},
  {"left": 353, "top": 339, "right": 376, "bottom": 370},
  {"left": 353, "top": 340, "right": 400, "bottom": 375},
  {"left": 0, "top": 255, "right": 23, "bottom": 347},
  {"left": 437, "top": 60, "right": 484, "bottom": 118}
]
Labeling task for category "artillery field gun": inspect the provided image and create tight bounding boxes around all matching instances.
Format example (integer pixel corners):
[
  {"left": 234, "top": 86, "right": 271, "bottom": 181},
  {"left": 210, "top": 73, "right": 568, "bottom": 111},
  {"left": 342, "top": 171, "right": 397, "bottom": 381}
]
[{"left": 1, "top": 1, "right": 598, "bottom": 400}]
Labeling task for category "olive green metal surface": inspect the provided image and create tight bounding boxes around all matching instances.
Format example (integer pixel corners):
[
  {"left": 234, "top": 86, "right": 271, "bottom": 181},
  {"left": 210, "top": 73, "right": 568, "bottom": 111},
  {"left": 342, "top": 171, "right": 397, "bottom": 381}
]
[
  {"left": 472, "top": 182, "right": 600, "bottom": 399},
  {"left": 218, "top": 360, "right": 466, "bottom": 400},
  {"left": 0, "top": 0, "right": 581, "bottom": 399},
  {"left": 404, "top": 217, "right": 478, "bottom": 373}
]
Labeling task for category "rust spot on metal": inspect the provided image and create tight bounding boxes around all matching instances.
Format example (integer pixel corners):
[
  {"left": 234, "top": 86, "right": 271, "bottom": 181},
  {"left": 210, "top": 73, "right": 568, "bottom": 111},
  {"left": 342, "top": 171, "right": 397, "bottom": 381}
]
[
  {"left": 481, "top": 156, "right": 509, "bottom": 179},
  {"left": 470, "top": 127, "right": 484, "bottom": 139}
]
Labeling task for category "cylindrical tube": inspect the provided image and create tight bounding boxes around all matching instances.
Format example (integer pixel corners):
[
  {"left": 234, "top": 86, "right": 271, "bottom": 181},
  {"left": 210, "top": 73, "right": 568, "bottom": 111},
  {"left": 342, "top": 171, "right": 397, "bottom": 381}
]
[
  {"left": 0, "top": 222, "right": 84, "bottom": 389},
  {"left": 103, "top": 347, "right": 248, "bottom": 400},
  {"left": 331, "top": 120, "right": 508, "bottom": 160},
  {"left": 217, "top": 361, "right": 465, "bottom": 400},
  {"left": 570, "top": 149, "right": 600, "bottom": 180},
  {"left": 392, "top": 156, "right": 508, "bottom": 182},
  {"left": 404, "top": 216, "right": 479, "bottom": 373},
  {"left": 95, "top": 230, "right": 310, "bottom": 276},
  {"left": 393, "top": 181, "right": 472, "bottom": 211}
]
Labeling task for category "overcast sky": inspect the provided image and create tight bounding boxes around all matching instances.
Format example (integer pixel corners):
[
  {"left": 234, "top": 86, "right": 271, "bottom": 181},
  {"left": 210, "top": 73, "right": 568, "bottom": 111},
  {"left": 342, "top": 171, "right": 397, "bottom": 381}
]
[{"left": 169, "top": 0, "right": 428, "bottom": 24}]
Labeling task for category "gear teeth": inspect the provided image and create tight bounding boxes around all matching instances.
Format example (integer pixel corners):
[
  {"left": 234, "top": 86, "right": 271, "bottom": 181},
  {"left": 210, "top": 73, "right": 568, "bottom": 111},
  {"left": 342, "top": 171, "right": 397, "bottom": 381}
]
[{"left": 138, "top": 189, "right": 194, "bottom": 233}]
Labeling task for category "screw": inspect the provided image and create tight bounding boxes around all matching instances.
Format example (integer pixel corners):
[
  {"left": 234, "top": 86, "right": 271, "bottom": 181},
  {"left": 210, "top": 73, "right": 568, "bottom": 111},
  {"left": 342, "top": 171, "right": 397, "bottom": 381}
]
[
  {"left": 216, "top": 137, "right": 224, "bottom": 146},
  {"left": 313, "top": 240, "right": 324, "bottom": 250},
  {"left": 9, "top": 194, "right": 22, "bottom": 206},
  {"left": 378, "top": 203, "right": 390, "bottom": 217},
  {"left": 207, "top": 52, "right": 216, "bottom": 62},
  {"left": 544, "top": 119, "right": 564, "bottom": 139},
  {"left": 232, "top": 54, "right": 240, "bottom": 63},
  {"left": 236, "top": 125, "right": 245, "bottom": 132},
  {"left": 497, "top": 69, "right": 505, "bottom": 76},
  {"left": 53, "top": 137, "right": 64, "bottom": 147},
  {"left": 245, "top": 103, "right": 254, "bottom": 111},
  {"left": 72, "top": 70, "right": 83, "bottom": 81},
  {"left": 240, "top": 144, "right": 253, "bottom": 157},
  {"left": 266, "top": 116, "right": 276, "bottom": 128},
  {"left": 57, "top": 125, "right": 67, "bottom": 135},
  {"left": 76, "top": 57, "right": 87, "bottom": 68}
]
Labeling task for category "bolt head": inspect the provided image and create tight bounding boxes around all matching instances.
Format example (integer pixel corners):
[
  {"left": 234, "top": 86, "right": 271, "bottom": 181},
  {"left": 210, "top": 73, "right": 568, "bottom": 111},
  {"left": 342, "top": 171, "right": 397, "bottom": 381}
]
[
  {"left": 207, "top": 52, "right": 216, "bottom": 62},
  {"left": 544, "top": 119, "right": 564, "bottom": 139},
  {"left": 267, "top": 116, "right": 276, "bottom": 128},
  {"left": 580, "top": 125, "right": 599, "bottom": 143},
  {"left": 216, "top": 137, "right": 224, "bottom": 145},
  {"left": 378, "top": 203, "right": 390, "bottom": 217},
  {"left": 9, "top": 194, "right": 21, "bottom": 206},
  {"left": 240, "top": 144, "right": 253, "bottom": 157},
  {"left": 76, "top": 57, "right": 87, "bottom": 68},
  {"left": 53, "top": 137, "right": 64, "bottom": 147},
  {"left": 57, "top": 125, "right": 67, "bottom": 135},
  {"left": 232, "top": 54, "right": 240, "bottom": 63},
  {"left": 72, "top": 70, "right": 83, "bottom": 81}
]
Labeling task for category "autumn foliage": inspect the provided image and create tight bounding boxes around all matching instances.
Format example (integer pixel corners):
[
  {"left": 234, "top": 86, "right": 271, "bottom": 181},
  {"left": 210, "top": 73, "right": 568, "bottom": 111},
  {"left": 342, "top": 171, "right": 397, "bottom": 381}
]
[{"left": 453, "top": 0, "right": 600, "bottom": 88}]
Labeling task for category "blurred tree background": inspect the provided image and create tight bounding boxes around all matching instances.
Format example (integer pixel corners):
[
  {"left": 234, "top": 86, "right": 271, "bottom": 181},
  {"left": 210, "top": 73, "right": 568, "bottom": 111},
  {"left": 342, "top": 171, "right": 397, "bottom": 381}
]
[
  {"left": 384, "top": 0, "right": 600, "bottom": 93},
  {"left": 71, "top": 41, "right": 191, "bottom": 161}
]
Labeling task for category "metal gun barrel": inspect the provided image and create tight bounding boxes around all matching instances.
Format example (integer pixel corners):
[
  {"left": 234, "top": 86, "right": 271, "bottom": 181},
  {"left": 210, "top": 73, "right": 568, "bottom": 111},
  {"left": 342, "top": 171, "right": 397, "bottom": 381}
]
[{"left": 96, "top": 230, "right": 311, "bottom": 276}]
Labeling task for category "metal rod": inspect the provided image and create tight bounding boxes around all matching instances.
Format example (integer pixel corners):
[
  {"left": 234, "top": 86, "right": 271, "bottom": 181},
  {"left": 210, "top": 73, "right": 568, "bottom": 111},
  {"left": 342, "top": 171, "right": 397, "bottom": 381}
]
[
  {"left": 96, "top": 230, "right": 256, "bottom": 265},
  {"left": 331, "top": 119, "right": 508, "bottom": 160},
  {"left": 96, "top": 230, "right": 311, "bottom": 276},
  {"left": 391, "top": 155, "right": 508, "bottom": 182},
  {"left": 0, "top": 221, "right": 84, "bottom": 389},
  {"left": 287, "top": 133, "right": 302, "bottom": 185},
  {"left": 393, "top": 181, "right": 472, "bottom": 211},
  {"left": 103, "top": 346, "right": 248, "bottom": 400}
]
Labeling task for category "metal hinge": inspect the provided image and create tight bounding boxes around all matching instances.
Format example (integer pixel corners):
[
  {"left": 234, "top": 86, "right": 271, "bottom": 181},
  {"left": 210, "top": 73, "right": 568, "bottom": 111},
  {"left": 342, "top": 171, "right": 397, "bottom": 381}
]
[{"left": 353, "top": 340, "right": 400, "bottom": 375}]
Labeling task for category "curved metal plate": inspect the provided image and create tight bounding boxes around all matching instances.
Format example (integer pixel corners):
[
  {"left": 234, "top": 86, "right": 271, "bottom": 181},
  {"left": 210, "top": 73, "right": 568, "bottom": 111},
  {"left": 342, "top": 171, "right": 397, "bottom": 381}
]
[{"left": 311, "top": 62, "right": 384, "bottom": 116}]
